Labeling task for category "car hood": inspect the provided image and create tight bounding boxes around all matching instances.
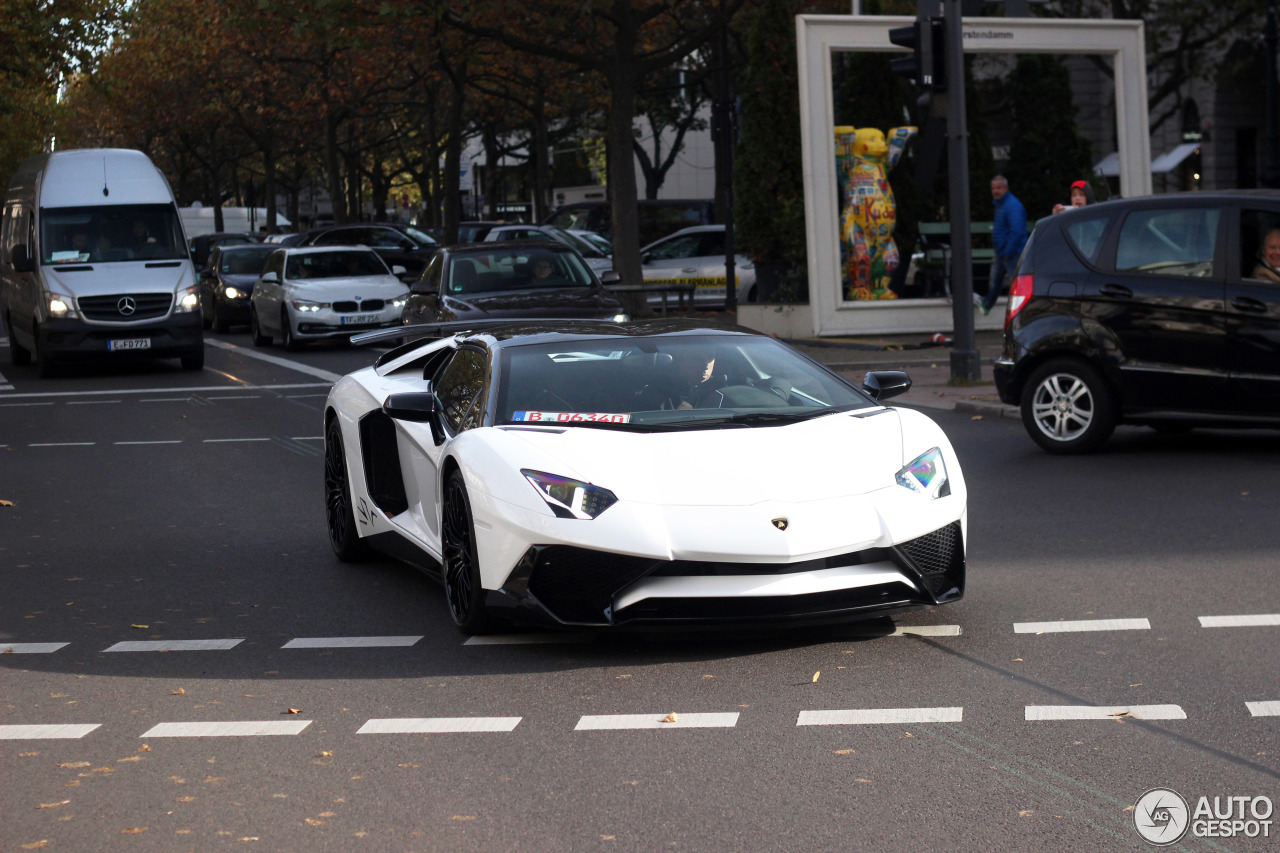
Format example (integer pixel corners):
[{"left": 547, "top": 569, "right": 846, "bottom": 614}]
[
  {"left": 44, "top": 261, "right": 189, "bottom": 296},
  {"left": 443, "top": 287, "right": 623, "bottom": 318},
  {"left": 284, "top": 275, "right": 408, "bottom": 298},
  {"left": 219, "top": 274, "right": 259, "bottom": 287},
  {"left": 489, "top": 409, "right": 907, "bottom": 506}
]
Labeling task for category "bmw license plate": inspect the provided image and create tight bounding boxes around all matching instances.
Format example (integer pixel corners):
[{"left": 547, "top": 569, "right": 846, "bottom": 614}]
[
  {"left": 340, "top": 313, "right": 380, "bottom": 325},
  {"left": 107, "top": 338, "right": 151, "bottom": 351}
]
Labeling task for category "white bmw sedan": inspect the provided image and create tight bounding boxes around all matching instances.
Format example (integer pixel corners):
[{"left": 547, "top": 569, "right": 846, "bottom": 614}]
[
  {"left": 324, "top": 320, "right": 967, "bottom": 635},
  {"left": 249, "top": 246, "right": 408, "bottom": 349}
]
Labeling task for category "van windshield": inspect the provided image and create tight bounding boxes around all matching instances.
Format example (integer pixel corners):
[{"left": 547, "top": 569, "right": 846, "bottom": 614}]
[{"left": 41, "top": 204, "right": 186, "bottom": 265}]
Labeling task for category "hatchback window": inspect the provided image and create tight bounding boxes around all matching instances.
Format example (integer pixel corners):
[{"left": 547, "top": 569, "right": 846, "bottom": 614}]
[
  {"left": 1063, "top": 215, "right": 1111, "bottom": 265},
  {"left": 1115, "top": 207, "right": 1219, "bottom": 278}
]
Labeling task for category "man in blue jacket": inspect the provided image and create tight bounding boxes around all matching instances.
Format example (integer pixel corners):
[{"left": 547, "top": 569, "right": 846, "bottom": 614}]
[{"left": 980, "top": 175, "right": 1028, "bottom": 316}]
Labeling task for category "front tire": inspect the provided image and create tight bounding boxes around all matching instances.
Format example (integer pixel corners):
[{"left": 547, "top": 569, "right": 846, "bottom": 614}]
[
  {"left": 34, "top": 324, "right": 57, "bottom": 378},
  {"left": 441, "top": 470, "right": 493, "bottom": 635},
  {"left": 250, "top": 306, "right": 270, "bottom": 347},
  {"left": 325, "top": 417, "right": 373, "bottom": 562},
  {"left": 1020, "top": 358, "right": 1116, "bottom": 454},
  {"left": 4, "top": 312, "right": 31, "bottom": 366},
  {"left": 281, "top": 309, "right": 300, "bottom": 351}
]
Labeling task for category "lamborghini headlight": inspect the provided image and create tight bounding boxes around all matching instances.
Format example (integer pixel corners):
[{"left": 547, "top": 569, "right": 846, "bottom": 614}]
[
  {"left": 521, "top": 469, "right": 618, "bottom": 519},
  {"left": 896, "top": 447, "right": 950, "bottom": 499}
]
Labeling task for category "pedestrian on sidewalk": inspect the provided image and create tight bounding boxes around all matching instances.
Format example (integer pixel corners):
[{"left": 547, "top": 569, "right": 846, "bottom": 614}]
[
  {"left": 979, "top": 175, "right": 1027, "bottom": 316},
  {"left": 1051, "top": 179, "right": 1095, "bottom": 215}
]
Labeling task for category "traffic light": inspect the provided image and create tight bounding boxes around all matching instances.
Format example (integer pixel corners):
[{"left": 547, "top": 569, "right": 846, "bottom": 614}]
[{"left": 889, "top": 17, "right": 947, "bottom": 93}]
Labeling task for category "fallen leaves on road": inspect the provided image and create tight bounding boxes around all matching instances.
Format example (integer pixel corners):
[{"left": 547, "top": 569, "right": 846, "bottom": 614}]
[
  {"left": 1108, "top": 711, "right": 1132, "bottom": 719},
  {"left": 58, "top": 762, "right": 90, "bottom": 769},
  {"left": 121, "top": 827, "right": 147, "bottom": 834},
  {"left": 0, "top": 499, "right": 15, "bottom": 507},
  {"left": 36, "top": 801, "right": 70, "bottom": 809},
  {"left": 855, "top": 778, "right": 872, "bottom": 784},
  {"left": 131, "top": 624, "right": 149, "bottom": 629},
  {"left": 971, "top": 415, "right": 984, "bottom": 421},
  {"left": 304, "top": 819, "right": 325, "bottom": 826},
  {"left": 450, "top": 816, "right": 477, "bottom": 821},
  {"left": 285, "top": 708, "right": 301, "bottom": 715},
  {"left": 812, "top": 671, "right": 821, "bottom": 683},
  {"left": 1019, "top": 810, "right": 1035, "bottom": 817},
  {"left": 171, "top": 688, "right": 185, "bottom": 695},
  {"left": 19, "top": 842, "right": 48, "bottom": 850},
  {"left": 661, "top": 712, "right": 679, "bottom": 723},
  {"left": 833, "top": 749, "right": 854, "bottom": 755}
]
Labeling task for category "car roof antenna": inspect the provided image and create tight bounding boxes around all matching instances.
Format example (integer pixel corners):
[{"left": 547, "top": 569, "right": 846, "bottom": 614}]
[{"left": 102, "top": 156, "right": 110, "bottom": 197}]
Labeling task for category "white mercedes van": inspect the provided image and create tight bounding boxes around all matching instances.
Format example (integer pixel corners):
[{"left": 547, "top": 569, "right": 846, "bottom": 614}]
[{"left": 0, "top": 148, "right": 203, "bottom": 375}]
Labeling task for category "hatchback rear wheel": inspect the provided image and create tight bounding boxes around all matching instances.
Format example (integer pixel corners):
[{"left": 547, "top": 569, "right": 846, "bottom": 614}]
[{"left": 1020, "top": 358, "right": 1116, "bottom": 454}]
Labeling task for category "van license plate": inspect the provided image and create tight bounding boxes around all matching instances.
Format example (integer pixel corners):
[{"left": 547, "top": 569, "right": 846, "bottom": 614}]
[
  {"left": 108, "top": 338, "right": 151, "bottom": 351},
  {"left": 341, "top": 313, "right": 380, "bottom": 325}
]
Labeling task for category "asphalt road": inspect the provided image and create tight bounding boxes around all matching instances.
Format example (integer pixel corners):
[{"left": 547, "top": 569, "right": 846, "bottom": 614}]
[{"left": 2, "top": 331, "right": 1278, "bottom": 853}]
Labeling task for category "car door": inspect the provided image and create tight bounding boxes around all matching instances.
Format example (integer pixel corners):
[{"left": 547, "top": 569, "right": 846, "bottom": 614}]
[
  {"left": 397, "top": 346, "right": 488, "bottom": 550},
  {"left": 642, "top": 233, "right": 704, "bottom": 282},
  {"left": 1086, "top": 202, "right": 1229, "bottom": 411},
  {"left": 1225, "top": 203, "right": 1280, "bottom": 414},
  {"left": 253, "top": 252, "right": 287, "bottom": 333}
]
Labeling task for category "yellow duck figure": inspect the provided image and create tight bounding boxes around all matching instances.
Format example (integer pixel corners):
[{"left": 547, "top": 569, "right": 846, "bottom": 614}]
[{"left": 835, "top": 125, "right": 916, "bottom": 300}]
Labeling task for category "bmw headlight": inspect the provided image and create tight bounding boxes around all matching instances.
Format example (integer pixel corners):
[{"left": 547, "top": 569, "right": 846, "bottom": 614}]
[
  {"left": 291, "top": 299, "right": 330, "bottom": 313},
  {"left": 521, "top": 469, "right": 618, "bottom": 519},
  {"left": 175, "top": 284, "right": 200, "bottom": 312},
  {"left": 896, "top": 448, "right": 950, "bottom": 499},
  {"left": 390, "top": 295, "right": 407, "bottom": 309}
]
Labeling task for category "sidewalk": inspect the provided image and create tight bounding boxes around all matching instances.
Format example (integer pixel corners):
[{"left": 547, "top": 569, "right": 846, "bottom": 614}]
[{"left": 779, "top": 330, "right": 1018, "bottom": 419}]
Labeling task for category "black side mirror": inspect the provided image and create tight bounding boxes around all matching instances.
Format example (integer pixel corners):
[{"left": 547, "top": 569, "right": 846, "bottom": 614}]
[
  {"left": 862, "top": 370, "right": 912, "bottom": 402},
  {"left": 11, "top": 244, "right": 33, "bottom": 273},
  {"left": 382, "top": 392, "right": 445, "bottom": 445}
]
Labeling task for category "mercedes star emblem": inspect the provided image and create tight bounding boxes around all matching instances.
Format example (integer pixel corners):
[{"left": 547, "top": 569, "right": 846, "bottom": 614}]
[{"left": 117, "top": 296, "right": 137, "bottom": 316}]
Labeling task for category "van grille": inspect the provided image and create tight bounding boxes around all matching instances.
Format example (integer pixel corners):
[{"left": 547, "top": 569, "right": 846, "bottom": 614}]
[{"left": 79, "top": 293, "right": 173, "bottom": 322}]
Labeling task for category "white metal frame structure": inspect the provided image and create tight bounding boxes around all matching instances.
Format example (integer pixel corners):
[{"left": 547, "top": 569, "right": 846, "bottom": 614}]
[{"left": 797, "top": 16, "right": 1150, "bottom": 336}]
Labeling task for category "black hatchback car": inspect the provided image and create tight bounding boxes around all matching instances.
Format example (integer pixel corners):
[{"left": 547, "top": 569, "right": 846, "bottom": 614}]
[
  {"left": 298, "top": 223, "right": 438, "bottom": 280},
  {"left": 993, "top": 190, "right": 1280, "bottom": 453}
]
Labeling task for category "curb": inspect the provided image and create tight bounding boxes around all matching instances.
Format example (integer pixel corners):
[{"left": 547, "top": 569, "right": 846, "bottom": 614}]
[{"left": 954, "top": 398, "right": 1019, "bottom": 419}]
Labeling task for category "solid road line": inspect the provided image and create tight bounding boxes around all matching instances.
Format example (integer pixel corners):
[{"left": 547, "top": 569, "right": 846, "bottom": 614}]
[
  {"left": 1014, "top": 618, "right": 1151, "bottom": 634},
  {"left": 575, "top": 713, "right": 740, "bottom": 730},
  {"left": 283, "top": 636, "right": 423, "bottom": 649},
  {"left": 1199, "top": 614, "right": 1280, "bottom": 628},
  {"left": 1025, "top": 704, "right": 1186, "bottom": 721},
  {"left": 797, "top": 707, "right": 963, "bottom": 726},
  {"left": 358, "top": 717, "right": 522, "bottom": 734},
  {"left": 140, "top": 721, "right": 311, "bottom": 737},
  {"left": 0, "top": 724, "right": 100, "bottom": 740},
  {"left": 0, "top": 642, "right": 69, "bottom": 653},
  {"left": 892, "top": 625, "right": 961, "bottom": 637},
  {"left": 205, "top": 338, "right": 344, "bottom": 382},
  {"left": 1246, "top": 701, "right": 1280, "bottom": 717},
  {"left": 103, "top": 639, "right": 243, "bottom": 652}
]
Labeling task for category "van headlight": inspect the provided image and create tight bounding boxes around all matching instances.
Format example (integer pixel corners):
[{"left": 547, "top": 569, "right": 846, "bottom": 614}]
[
  {"left": 46, "top": 291, "right": 79, "bottom": 319},
  {"left": 895, "top": 448, "right": 950, "bottom": 499},
  {"left": 174, "top": 285, "right": 200, "bottom": 313}
]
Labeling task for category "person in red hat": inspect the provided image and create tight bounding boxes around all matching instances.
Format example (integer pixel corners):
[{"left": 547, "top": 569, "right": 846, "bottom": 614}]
[{"left": 1052, "top": 180, "right": 1096, "bottom": 215}]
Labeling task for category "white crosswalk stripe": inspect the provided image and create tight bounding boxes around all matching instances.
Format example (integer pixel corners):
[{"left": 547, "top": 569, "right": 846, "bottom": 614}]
[
  {"left": 0, "top": 724, "right": 100, "bottom": 740},
  {"left": 1246, "top": 701, "right": 1280, "bottom": 717},
  {"left": 797, "top": 707, "right": 963, "bottom": 726},
  {"left": 140, "top": 721, "right": 312, "bottom": 737},
  {"left": 0, "top": 642, "right": 69, "bottom": 653},
  {"left": 575, "top": 713, "right": 740, "bottom": 730},
  {"left": 1199, "top": 614, "right": 1280, "bottom": 628},
  {"left": 103, "top": 639, "right": 243, "bottom": 652},
  {"left": 1014, "top": 618, "right": 1150, "bottom": 633},
  {"left": 1025, "top": 704, "right": 1186, "bottom": 721},
  {"left": 358, "top": 717, "right": 522, "bottom": 734},
  {"left": 283, "top": 636, "right": 423, "bottom": 649}
]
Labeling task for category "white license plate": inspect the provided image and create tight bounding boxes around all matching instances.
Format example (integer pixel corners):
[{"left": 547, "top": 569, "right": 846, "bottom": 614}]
[
  {"left": 341, "top": 313, "right": 380, "bottom": 325},
  {"left": 108, "top": 338, "right": 151, "bottom": 351}
]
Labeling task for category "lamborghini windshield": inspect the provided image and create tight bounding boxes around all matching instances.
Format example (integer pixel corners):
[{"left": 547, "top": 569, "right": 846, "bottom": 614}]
[{"left": 494, "top": 335, "right": 875, "bottom": 429}]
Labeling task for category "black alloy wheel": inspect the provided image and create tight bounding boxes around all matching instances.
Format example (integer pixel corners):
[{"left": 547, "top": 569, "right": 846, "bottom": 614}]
[
  {"left": 1020, "top": 358, "right": 1117, "bottom": 454},
  {"left": 324, "top": 417, "right": 372, "bottom": 562},
  {"left": 4, "top": 312, "right": 31, "bottom": 366},
  {"left": 250, "top": 306, "right": 270, "bottom": 347},
  {"left": 441, "top": 470, "right": 493, "bottom": 635},
  {"left": 281, "top": 308, "right": 300, "bottom": 351}
]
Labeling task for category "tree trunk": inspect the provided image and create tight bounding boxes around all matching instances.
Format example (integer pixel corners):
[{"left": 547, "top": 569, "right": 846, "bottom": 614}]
[
  {"left": 532, "top": 102, "right": 551, "bottom": 222},
  {"left": 263, "top": 142, "right": 277, "bottom": 233},
  {"left": 606, "top": 48, "right": 642, "bottom": 286},
  {"left": 442, "top": 58, "right": 467, "bottom": 244},
  {"left": 483, "top": 124, "right": 501, "bottom": 219},
  {"left": 325, "top": 110, "right": 346, "bottom": 224}
]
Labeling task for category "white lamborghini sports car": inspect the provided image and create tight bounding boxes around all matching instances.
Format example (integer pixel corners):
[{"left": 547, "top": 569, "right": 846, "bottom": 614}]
[{"left": 324, "top": 320, "right": 967, "bottom": 634}]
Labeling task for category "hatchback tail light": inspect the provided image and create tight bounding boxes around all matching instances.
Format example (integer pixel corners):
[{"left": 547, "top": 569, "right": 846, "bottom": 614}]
[{"left": 1004, "top": 273, "right": 1034, "bottom": 328}]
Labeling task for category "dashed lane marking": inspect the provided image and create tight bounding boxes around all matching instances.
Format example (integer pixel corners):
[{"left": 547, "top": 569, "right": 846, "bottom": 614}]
[
  {"left": 202, "top": 437, "right": 270, "bottom": 443},
  {"left": 29, "top": 442, "right": 95, "bottom": 447},
  {"left": 114, "top": 440, "right": 183, "bottom": 446},
  {"left": 797, "top": 707, "right": 963, "bottom": 726},
  {"left": 140, "top": 721, "right": 312, "bottom": 738},
  {"left": 1014, "top": 618, "right": 1150, "bottom": 634},
  {"left": 103, "top": 639, "right": 243, "bottom": 652},
  {"left": 0, "top": 382, "right": 330, "bottom": 400},
  {"left": 283, "top": 636, "right": 423, "bottom": 649},
  {"left": 0, "top": 642, "right": 69, "bottom": 654},
  {"left": 891, "top": 625, "right": 961, "bottom": 637},
  {"left": 0, "top": 724, "right": 100, "bottom": 740},
  {"left": 575, "top": 713, "right": 740, "bottom": 730},
  {"left": 66, "top": 399, "right": 121, "bottom": 405},
  {"left": 205, "top": 339, "right": 344, "bottom": 382},
  {"left": 0, "top": 401, "right": 53, "bottom": 407},
  {"left": 464, "top": 633, "right": 597, "bottom": 645},
  {"left": 1199, "top": 614, "right": 1280, "bottom": 628},
  {"left": 358, "top": 717, "right": 522, "bottom": 734},
  {"left": 1246, "top": 701, "right": 1280, "bottom": 717},
  {"left": 1025, "top": 704, "right": 1186, "bottom": 721}
]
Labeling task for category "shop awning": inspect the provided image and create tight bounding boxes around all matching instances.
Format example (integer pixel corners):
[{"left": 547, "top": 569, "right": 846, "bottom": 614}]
[{"left": 1151, "top": 142, "right": 1200, "bottom": 173}]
